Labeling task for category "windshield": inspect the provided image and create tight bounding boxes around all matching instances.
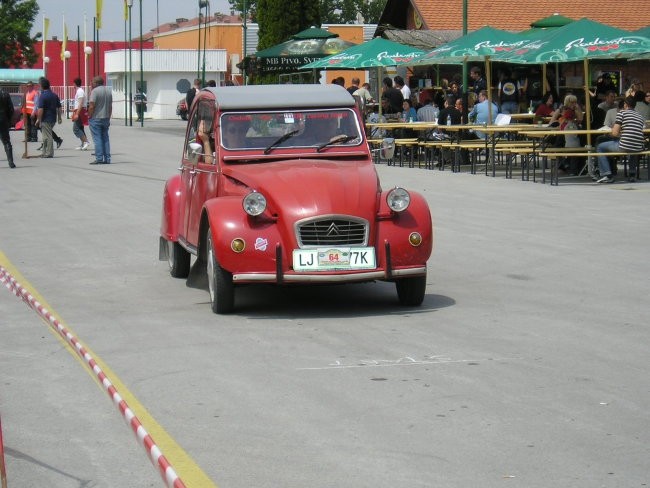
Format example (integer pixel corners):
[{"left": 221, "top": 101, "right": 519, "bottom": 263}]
[{"left": 219, "top": 108, "right": 363, "bottom": 151}]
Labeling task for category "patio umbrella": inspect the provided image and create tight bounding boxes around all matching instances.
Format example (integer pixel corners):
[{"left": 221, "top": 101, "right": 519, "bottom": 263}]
[
  {"left": 629, "top": 26, "right": 650, "bottom": 59},
  {"left": 496, "top": 18, "right": 650, "bottom": 144},
  {"left": 408, "top": 26, "right": 532, "bottom": 66},
  {"left": 301, "top": 37, "right": 425, "bottom": 70},
  {"left": 406, "top": 26, "right": 530, "bottom": 125},
  {"left": 519, "top": 15, "right": 575, "bottom": 108},
  {"left": 245, "top": 27, "right": 356, "bottom": 74},
  {"left": 301, "top": 38, "right": 425, "bottom": 116}
]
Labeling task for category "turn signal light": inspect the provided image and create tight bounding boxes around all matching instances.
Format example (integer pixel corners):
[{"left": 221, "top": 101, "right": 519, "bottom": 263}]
[
  {"left": 409, "top": 232, "right": 422, "bottom": 247},
  {"left": 231, "top": 238, "right": 245, "bottom": 253}
]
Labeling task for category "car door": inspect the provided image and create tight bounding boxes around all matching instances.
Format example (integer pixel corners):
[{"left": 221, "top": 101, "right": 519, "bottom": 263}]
[{"left": 183, "top": 98, "right": 219, "bottom": 248}]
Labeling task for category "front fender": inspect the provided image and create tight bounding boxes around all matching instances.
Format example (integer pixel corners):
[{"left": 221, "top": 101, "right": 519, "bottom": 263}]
[
  {"left": 204, "top": 198, "right": 282, "bottom": 274},
  {"left": 376, "top": 190, "right": 433, "bottom": 268},
  {"left": 160, "top": 174, "right": 183, "bottom": 241}
]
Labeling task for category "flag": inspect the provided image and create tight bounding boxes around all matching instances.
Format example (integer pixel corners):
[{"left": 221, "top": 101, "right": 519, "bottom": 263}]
[
  {"left": 43, "top": 17, "right": 50, "bottom": 60},
  {"left": 96, "top": 0, "right": 103, "bottom": 29},
  {"left": 124, "top": 0, "right": 129, "bottom": 21},
  {"left": 60, "top": 20, "right": 68, "bottom": 60}
]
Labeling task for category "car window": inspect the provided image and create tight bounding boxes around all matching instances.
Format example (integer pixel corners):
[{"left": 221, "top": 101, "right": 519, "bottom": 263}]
[
  {"left": 219, "top": 108, "right": 362, "bottom": 151},
  {"left": 185, "top": 99, "right": 215, "bottom": 164}
]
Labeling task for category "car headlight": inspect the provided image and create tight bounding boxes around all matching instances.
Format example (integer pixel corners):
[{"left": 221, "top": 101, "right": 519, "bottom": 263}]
[
  {"left": 243, "top": 190, "right": 267, "bottom": 216},
  {"left": 386, "top": 187, "right": 410, "bottom": 212}
]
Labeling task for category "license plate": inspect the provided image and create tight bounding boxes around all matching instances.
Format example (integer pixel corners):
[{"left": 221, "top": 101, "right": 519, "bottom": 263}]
[{"left": 293, "top": 247, "right": 376, "bottom": 271}]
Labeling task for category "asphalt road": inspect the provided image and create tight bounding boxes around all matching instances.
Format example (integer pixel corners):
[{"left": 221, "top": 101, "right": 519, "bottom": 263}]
[{"left": 1, "top": 119, "right": 649, "bottom": 488}]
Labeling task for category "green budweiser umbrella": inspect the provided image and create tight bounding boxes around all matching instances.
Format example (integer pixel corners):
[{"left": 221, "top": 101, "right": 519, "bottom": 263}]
[
  {"left": 246, "top": 27, "right": 356, "bottom": 74},
  {"left": 408, "top": 26, "right": 532, "bottom": 66},
  {"left": 496, "top": 18, "right": 650, "bottom": 142},
  {"left": 300, "top": 37, "right": 425, "bottom": 69},
  {"left": 495, "top": 18, "right": 650, "bottom": 64}
]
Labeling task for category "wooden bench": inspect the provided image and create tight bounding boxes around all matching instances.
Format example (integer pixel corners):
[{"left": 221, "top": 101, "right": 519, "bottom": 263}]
[{"left": 539, "top": 151, "right": 650, "bottom": 185}]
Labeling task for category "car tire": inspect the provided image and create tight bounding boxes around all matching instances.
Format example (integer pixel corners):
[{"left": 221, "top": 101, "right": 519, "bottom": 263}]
[
  {"left": 207, "top": 229, "right": 235, "bottom": 314},
  {"left": 395, "top": 274, "right": 427, "bottom": 306},
  {"left": 168, "top": 240, "right": 191, "bottom": 278}
]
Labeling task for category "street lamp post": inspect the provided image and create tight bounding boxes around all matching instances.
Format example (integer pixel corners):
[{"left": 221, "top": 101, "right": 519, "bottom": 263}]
[
  {"left": 127, "top": 0, "right": 133, "bottom": 126},
  {"left": 43, "top": 56, "right": 50, "bottom": 78},
  {"left": 63, "top": 50, "right": 71, "bottom": 118},
  {"left": 139, "top": 0, "right": 144, "bottom": 127},
  {"left": 84, "top": 46, "right": 92, "bottom": 97},
  {"left": 242, "top": 0, "right": 247, "bottom": 85}
]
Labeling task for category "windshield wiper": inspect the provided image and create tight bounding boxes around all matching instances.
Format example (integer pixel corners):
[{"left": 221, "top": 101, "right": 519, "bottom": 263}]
[
  {"left": 316, "top": 134, "right": 358, "bottom": 152},
  {"left": 264, "top": 130, "right": 300, "bottom": 154}
]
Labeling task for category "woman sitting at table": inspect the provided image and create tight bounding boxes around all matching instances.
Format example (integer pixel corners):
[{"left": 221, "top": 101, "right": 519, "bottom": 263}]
[
  {"left": 534, "top": 92, "right": 555, "bottom": 121},
  {"left": 550, "top": 94, "right": 585, "bottom": 175}
]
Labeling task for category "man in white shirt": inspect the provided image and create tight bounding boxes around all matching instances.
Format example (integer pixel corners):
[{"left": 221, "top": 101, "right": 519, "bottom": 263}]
[
  {"left": 394, "top": 75, "right": 411, "bottom": 101},
  {"left": 72, "top": 77, "right": 89, "bottom": 150}
]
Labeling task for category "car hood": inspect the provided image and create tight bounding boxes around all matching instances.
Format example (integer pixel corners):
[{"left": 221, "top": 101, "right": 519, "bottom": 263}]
[{"left": 223, "top": 159, "right": 380, "bottom": 218}]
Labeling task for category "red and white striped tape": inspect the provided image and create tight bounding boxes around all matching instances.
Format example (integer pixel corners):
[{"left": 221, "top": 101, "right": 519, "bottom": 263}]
[{"left": 0, "top": 265, "right": 187, "bottom": 488}]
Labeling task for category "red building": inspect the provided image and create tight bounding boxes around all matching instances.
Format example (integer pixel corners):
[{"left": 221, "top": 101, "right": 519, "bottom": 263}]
[{"left": 32, "top": 38, "right": 153, "bottom": 89}]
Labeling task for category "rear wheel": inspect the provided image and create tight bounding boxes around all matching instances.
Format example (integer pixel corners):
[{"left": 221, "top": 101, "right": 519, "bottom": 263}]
[
  {"left": 396, "top": 274, "right": 427, "bottom": 306},
  {"left": 206, "top": 229, "right": 235, "bottom": 314},
  {"left": 168, "top": 240, "right": 190, "bottom": 278}
]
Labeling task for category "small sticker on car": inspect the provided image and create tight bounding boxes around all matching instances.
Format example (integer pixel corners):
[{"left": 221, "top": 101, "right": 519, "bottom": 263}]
[{"left": 255, "top": 237, "right": 268, "bottom": 251}]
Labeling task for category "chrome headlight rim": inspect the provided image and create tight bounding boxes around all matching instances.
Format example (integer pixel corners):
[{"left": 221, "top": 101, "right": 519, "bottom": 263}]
[
  {"left": 386, "top": 187, "right": 410, "bottom": 212},
  {"left": 242, "top": 190, "right": 267, "bottom": 216}
]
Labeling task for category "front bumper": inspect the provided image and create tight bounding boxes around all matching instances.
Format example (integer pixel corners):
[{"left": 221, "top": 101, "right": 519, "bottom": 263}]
[{"left": 232, "top": 266, "right": 426, "bottom": 283}]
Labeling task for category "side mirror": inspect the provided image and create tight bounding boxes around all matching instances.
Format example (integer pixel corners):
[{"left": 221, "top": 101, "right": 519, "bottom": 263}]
[{"left": 187, "top": 141, "right": 203, "bottom": 163}]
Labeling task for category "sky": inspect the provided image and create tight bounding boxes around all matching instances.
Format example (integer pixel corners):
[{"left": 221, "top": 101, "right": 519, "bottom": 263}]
[{"left": 33, "top": 0, "right": 233, "bottom": 41}]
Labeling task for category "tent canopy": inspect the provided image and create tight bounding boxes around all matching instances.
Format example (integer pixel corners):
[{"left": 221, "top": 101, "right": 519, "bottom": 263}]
[{"left": 0, "top": 69, "right": 45, "bottom": 83}]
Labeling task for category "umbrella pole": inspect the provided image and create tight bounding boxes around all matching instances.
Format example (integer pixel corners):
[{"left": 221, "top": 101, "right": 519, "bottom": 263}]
[
  {"left": 583, "top": 58, "right": 592, "bottom": 148},
  {"left": 486, "top": 57, "right": 493, "bottom": 122}
]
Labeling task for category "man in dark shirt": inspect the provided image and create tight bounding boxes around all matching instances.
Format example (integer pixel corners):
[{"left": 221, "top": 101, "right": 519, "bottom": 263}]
[
  {"left": 34, "top": 78, "right": 62, "bottom": 158},
  {"left": 0, "top": 89, "right": 16, "bottom": 168},
  {"left": 470, "top": 66, "right": 487, "bottom": 95},
  {"left": 381, "top": 77, "right": 403, "bottom": 115},
  {"left": 186, "top": 78, "right": 201, "bottom": 111}
]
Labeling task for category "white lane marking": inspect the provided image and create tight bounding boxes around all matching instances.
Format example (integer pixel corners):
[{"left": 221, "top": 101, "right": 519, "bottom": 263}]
[{"left": 298, "top": 355, "right": 521, "bottom": 370}]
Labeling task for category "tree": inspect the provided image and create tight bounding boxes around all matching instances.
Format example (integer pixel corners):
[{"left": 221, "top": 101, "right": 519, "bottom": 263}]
[
  {"left": 229, "top": 0, "right": 387, "bottom": 34},
  {"left": 256, "top": 0, "right": 320, "bottom": 50},
  {"left": 320, "top": 0, "right": 387, "bottom": 24},
  {"left": 227, "top": 0, "right": 258, "bottom": 23},
  {"left": 0, "top": 0, "right": 41, "bottom": 68}
]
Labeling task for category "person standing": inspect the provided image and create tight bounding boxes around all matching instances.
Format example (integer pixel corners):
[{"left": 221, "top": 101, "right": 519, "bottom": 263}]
[
  {"left": 497, "top": 69, "right": 520, "bottom": 114},
  {"left": 469, "top": 66, "right": 487, "bottom": 96},
  {"left": 88, "top": 75, "right": 113, "bottom": 165},
  {"left": 34, "top": 78, "right": 62, "bottom": 158},
  {"left": 346, "top": 77, "right": 360, "bottom": 95},
  {"left": 22, "top": 81, "right": 38, "bottom": 142},
  {"left": 0, "top": 88, "right": 16, "bottom": 168},
  {"left": 186, "top": 78, "right": 201, "bottom": 111},
  {"left": 72, "top": 77, "right": 90, "bottom": 150},
  {"left": 393, "top": 75, "right": 411, "bottom": 102},
  {"left": 32, "top": 79, "right": 63, "bottom": 150},
  {"left": 134, "top": 88, "right": 147, "bottom": 122},
  {"left": 596, "top": 96, "right": 646, "bottom": 183}
]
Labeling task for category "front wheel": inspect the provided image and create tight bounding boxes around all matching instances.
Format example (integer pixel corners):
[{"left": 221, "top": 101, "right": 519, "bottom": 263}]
[
  {"left": 206, "top": 229, "right": 235, "bottom": 314},
  {"left": 168, "top": 240, "right": 190, "bottom": 278},
  {"left": 395, "top": 274, "right": 427, "bottom": 306}
]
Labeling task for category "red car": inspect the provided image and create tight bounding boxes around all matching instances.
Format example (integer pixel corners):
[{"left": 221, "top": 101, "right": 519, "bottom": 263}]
[{"left": 159, "top": 84, "right": 433, "bottom": 313}]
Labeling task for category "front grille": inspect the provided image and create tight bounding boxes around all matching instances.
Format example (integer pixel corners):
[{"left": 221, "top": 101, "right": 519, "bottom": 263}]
[{"left": 297, "top": 217, "right": 368, "bottom": 247}]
